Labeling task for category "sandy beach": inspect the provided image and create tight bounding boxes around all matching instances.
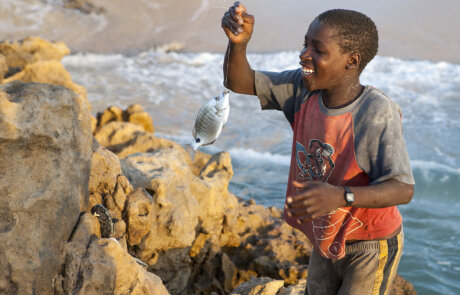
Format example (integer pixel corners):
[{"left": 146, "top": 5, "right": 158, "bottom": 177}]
[{"left": 1, "top": 0, "right": 459, "bottom": 63}]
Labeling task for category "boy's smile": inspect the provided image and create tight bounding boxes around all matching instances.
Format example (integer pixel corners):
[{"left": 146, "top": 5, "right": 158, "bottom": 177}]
[{"left": 299, "top": 19, "right": 359, "bottom": 98}]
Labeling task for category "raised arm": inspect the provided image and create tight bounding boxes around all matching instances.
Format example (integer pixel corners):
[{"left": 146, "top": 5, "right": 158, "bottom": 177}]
[{"left": 221, "top": 2, "right": 256, "bottom": 95}]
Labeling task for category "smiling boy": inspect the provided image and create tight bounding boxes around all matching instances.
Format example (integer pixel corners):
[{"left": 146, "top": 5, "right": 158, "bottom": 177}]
[{"left": 222, "top": 2, "right": 415, "bottom": 294}]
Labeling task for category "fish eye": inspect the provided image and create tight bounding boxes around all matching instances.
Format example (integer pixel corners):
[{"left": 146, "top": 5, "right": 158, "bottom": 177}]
[{"left": 196, "top": 138, "right": 201, "bottom": 143}]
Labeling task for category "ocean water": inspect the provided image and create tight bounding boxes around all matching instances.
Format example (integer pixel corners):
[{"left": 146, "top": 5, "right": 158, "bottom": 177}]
[{"left": 62, "top": 50, "right": 460, "bottom": 294}]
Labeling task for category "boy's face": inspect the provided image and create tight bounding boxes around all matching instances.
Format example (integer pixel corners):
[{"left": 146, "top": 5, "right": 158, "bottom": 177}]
[{"left": 299, "top": 19, "right": 355, "bottom": 92}]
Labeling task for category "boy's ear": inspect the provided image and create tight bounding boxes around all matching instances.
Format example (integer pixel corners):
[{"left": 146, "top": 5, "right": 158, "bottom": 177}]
[{"left": 346, "top": 53, "right": 361, "bottom": 70}]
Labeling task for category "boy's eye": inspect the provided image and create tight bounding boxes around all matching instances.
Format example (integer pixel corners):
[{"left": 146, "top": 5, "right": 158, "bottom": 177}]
[{"left": 315, "top": 47, "right": 325, "bottom": 54}]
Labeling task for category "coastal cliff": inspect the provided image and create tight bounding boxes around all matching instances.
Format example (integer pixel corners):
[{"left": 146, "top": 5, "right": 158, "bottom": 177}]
[{"left": 0, "top": 37, "right": 417, "bottom": 295}]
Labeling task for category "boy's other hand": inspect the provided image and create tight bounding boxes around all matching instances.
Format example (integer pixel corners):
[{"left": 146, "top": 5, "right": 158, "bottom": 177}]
[
  {"left": 221, "top": 2, "right": 255, "bottom": 45},
  {"left": 285, "top": 181, "right": 345, "bottom": 223}
]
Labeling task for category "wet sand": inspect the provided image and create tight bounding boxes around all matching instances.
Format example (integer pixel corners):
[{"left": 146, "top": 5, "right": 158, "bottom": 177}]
[{"left": 1, "top": 0, "right": 459, "bottom": 63}]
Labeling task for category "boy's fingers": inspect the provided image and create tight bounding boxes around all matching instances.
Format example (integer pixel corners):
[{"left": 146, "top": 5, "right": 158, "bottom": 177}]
[
  {"left": 233, "top": 2, "right": 254, "bottom": 25},
  {"left": 292, "top": 180, "right": 307, "bottom": 188},
  {"left": 234, "top": 1, "right": 245, "bottom": 14},
  {"left": 297, "top": 214, "right": 313, "bottom": 224},
  {"left": 292, "top": 180, "right": 322, "bottom": 189},
  {"left": 241, "top": 12, "right": 255, "bottom": 24},
  {"left": 222, "top": 12, "right": 243, "bottom": 35},
  {"left": 286, "top": 207, "right": 313, "bottom": 223},
  {"left": 229, "top": 6, "right": 243, "bottom": 25}
]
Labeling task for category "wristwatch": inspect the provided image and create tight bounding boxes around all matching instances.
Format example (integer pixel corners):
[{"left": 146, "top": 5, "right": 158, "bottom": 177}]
[{"left": 343, "top": 186, "right": 355, "bottom": 207}]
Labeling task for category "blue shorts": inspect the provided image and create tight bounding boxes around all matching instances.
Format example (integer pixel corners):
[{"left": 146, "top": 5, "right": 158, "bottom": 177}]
[{"left": 306, "top": 228, "right": 404, "bottom": 295}]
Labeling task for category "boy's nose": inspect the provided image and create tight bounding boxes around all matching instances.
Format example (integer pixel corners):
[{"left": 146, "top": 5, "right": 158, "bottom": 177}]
[{"left": 299, "top": 47, "right": 312, "bottom": 60}]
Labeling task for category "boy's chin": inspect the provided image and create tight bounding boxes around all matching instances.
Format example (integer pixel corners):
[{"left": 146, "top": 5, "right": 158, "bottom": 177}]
[{"left": 302, "top": 80, "right": 317, "bottom": 92}]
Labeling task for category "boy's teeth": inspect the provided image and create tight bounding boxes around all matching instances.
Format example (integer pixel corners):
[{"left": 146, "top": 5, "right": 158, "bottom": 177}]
[{"left": 302, "top": 69, "right": 315, "bottom": 74}]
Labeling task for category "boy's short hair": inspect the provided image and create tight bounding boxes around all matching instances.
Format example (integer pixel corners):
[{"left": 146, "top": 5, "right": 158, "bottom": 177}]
[{"left": 316, "top": 9, "right": 378, "bottom": 72}]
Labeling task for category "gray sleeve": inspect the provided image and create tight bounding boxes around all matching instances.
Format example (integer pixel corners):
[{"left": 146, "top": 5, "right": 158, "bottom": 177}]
[
  {"left": 254, "top": 69, "right": 303, "bottom": 111},
  {"left": 353, "top": 90, "right": 415, "bottom": 185}
]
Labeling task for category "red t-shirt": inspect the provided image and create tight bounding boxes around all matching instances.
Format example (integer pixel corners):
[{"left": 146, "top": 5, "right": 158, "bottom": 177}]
[{"left": 255, "top": 69, "right": 414, "bottom": 259}]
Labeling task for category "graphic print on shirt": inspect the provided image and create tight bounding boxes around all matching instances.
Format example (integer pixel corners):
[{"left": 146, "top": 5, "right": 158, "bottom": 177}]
[
  {"left": 295, "top": 139, "right": 335, "bottom": 182},
  {"left": 312, "top": 208, "right": 363, "bottom": 257},
  {"left": 295, "top": 139, "right": 363, "bottom": 258}
]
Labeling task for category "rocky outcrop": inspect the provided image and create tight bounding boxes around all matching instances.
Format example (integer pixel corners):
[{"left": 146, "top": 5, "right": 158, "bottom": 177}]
[
  {"left": 62, "top": 0, "right": 106, "bottom": 14},
  {"left": 0, "top": 81, "right": 92, "bottom": 294},
  {"left": 89, "top": 115, "right": 314, "bottom": 294},
  {"left": 96, "top": 104, "right": 154, "bottom": 133},
  {"left": 54, "top": 212, "right": 169, "bottom": 294},
  {"left": 0, "top": 37, "right": 90, "bottom": 111}
]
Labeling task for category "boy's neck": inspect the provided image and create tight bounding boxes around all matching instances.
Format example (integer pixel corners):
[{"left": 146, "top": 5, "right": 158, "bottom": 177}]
[{"left": 321, "top": 81, "right": 364, "bottom": 109}]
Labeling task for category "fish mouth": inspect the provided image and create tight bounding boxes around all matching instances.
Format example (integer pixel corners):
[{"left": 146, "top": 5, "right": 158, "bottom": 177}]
[{"left": 216, "top": 90, "right": 230, "bottom": 101}]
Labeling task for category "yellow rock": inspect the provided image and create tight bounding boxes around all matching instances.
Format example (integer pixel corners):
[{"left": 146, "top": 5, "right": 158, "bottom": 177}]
[
  {"left": 0, "top": 54, "right": 7, "bottom": 82},
  {"left": 98, "top": 105, "right": 124, "bottom": 127},
  {"left": 0, "top": 36, "right": 70, "bottom": 69},
  {"left": 127, "top": 110, "right": 154, "bottom": 133},
  {"left": 3, "top": 60, "right": 90, "bottom": 110},
  {"left": 189, "top": 233, "right": 211, "bottom": 258}
]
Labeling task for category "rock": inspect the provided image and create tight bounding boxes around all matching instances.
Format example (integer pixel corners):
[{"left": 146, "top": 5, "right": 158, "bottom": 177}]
[
  {"left": 116, "top": 133, "right": 181, "bottom": 159},
  {"left": 113, "top": 219, "right": 127, "bottom": 240},
  {"left": 90, "top": 115, "right": 97, "bottom": 134},
  {"left": 230, "top": 276, "right": 285, "bottom": 295},
  {"left": 55, "top": 213, "right": 169, "bottom": 294},
  {"left": 149, "top": 248, "right": 193, "bottom": 294},
  {"left": 390, "top": 275, "right": 417, "bottom": 295},
  {"left": 189, "top": 233, "right": 211, "bottom": 258},
  {"left": 195, "top": 152, "right": 238, "bottom": 235},
  {"left": 221, "top": 252, "right": 238, "bottom": 293},
  {"left": 63, "top": 0, "right": 106, "bottom": 14},
  {"left": 0, "top": 37, "right": 70, "bottom": 71},
  {"left": 54, "top": 212, "right": 100, "bottom": 293},
  {"left": 88, "top": 140, "right": 134, "bottom": 222},
  {"left": 0, "top": 37, "right": 91, "bottom": 111},
  {"left": 97, "top": 105, "right": 124, "bottom": 127},
  {"left": 0, "top": 81, "right": 92, "bottom": 294},
  {"left": 95, "top": 104, "right": 154, "bottom": 133},
  {"left": 94, "top": 121, "right": 145, "bottom": 151},
  {"left": 278, "top": 279, "right": 306, "bottom": 295},
  {"left": 121, "top": 149, "right": 200, "bottom": 258},
  {"left": 125, "top": 188, "right": 155, "bottom": 246},
  {"left": 0, "top": 54, "right": 7, "bottom": 82},
  {"left": 124, "top": 104, "right": 154, "bottom": 133},
  {"left": 89, "top": 139, "right": 122, "bottom": 197},
  {"left": 2, "top": 60, "right": 90, "bottom": 111}
]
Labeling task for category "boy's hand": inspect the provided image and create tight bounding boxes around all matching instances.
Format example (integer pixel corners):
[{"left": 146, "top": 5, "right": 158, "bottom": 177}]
[
  {"left": 221, "top": 2, "right": 255, "bottom": 45},
  {"left": 285, "top": 181, "right": 345, "bottom": 223}
]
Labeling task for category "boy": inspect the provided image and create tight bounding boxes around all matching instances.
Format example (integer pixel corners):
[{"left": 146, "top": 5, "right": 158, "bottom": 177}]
[{"left": 221, "top": 2, "right": 415, "bottom": 294}]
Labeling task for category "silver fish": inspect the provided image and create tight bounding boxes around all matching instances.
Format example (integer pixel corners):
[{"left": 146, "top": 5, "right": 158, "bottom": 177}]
[{"left": 191, "top": 90, "right": 230, "bottom": 150}]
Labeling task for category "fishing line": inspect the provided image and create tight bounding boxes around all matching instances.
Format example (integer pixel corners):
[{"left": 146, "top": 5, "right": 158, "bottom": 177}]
[{"left": 225, "top": 43, "right": 230, "bottom": 89}]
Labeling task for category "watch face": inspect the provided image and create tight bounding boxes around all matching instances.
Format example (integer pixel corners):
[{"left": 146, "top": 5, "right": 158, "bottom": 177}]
[{"left": 346, "top": 193, "right": 354, "bottom": 203}]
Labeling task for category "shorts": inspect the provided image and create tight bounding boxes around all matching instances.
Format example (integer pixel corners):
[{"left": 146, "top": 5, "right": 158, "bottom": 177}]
[{"left": 305, "top": 228, "right": 404, "bottom": 295}]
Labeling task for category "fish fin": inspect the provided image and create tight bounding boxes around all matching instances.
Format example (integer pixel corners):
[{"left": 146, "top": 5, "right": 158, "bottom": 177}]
[
  {"left": 199, "top": 139, "right": 216, "bottom": 148},
  {"left": 184, "top": 144, "right": 196, "bottom": 161},
  {"left": 207, "top": 139, "right": 217, "bottom": 145}
]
